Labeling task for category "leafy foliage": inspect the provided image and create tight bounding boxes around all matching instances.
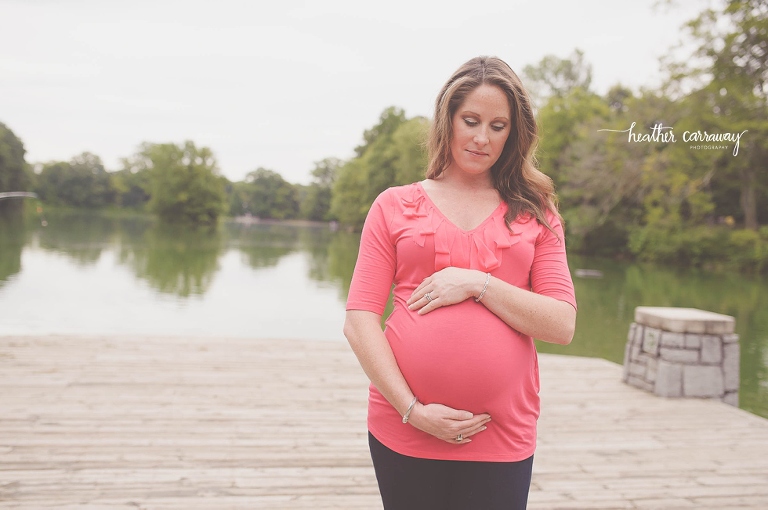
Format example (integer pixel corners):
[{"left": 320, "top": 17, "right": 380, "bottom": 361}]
[
  {"left": 331, "top": 109, "right": 428, "bottom": 228},
  {"left": 230, "top": 167, "right": 299, "bottom": 220},
  {"left": 128, "top": 141, "right": 226, "bottom": 225},
  {"left": 301, "top": 158, "right": 342, "bottom": 221},
  {"left": 0, "top": 122, "right": 30, "bottom": 215},
  {"left": 35, "top": 152, "right": 115, "bottom": 208},
  {"left": 518, "top": 0, "right": 767, "bottom": 271},
  {"left": 523, "top": 49, "right": 593, "bottom": 105}
]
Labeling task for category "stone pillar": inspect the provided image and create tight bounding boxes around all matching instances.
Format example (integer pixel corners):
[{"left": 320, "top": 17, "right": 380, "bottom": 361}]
[{"left": 622, "top": 307, "right": 740, "bottom": 406}]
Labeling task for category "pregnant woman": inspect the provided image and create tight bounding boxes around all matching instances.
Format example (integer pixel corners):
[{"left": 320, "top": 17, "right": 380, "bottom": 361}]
[{"left": 344, "top": 56, "right": 577, "bottom": 510}]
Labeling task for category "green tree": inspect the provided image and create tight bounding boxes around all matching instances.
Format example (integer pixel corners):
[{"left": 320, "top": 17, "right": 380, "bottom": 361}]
[
  {"left": 330, "top": 159, "right": 368, "bottom": 227},
  {"left": 35, "top": 152, "right": 115, "bottom": 208},
  {"left": 391, "top": 117, "right": 429, "bottom": 184},
  {"left": 301, "top": 157, "right": 342, "bottom": 221},
  {"left": 672, "top": 0, "right": 768, "bottom": 229},
  {"left": 112, "top": 157, "right": 152, "bottom": 209},
  {"left": 523, "top": 49, "right": 593, "bottom": 104},
  {"left": 0, "top": 121, "right": 30, "bottom": 215},
  {"left": 129, "top": 141, "right": 226, "bottom": 225},
  {"left": 331, "top": 109, "right": 427, "bottom": 229},
  {"left": 354, "top": 106, "right": 407, "bottom": 157},
  {"left": 561, "top": 90, "right": 682, "bottom": 254},
  {"left": 241, "top": 168, "right": 299, "bottom": 220},
  {"left": 227, "top": 180, "right": 249, "bottom": 217},
  {"left": 525, "top": 52, "right": 606, "bottom": 187}
]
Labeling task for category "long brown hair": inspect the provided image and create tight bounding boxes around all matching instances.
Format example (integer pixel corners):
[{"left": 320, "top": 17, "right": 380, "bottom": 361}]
[{"left": 426, "top": 56, "right": 560, "bottom": 232}]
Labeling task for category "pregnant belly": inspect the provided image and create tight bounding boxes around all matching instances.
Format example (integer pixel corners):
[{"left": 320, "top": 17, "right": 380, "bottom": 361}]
[{"left": 385, "top": 300, "right": 537, "bottom": 413}]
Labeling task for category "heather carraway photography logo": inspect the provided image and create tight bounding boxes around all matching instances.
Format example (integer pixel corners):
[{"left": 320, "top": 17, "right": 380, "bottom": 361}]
[{"left": 598, "top": 122, "right": 748, "bottom": 156}]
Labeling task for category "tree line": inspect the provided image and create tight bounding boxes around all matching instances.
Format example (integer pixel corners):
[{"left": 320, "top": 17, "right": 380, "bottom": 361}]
[
  {"left": 0, "top": 103, "right": 425, "bottom": 226},
  {"left": 1, "top": 0, "right": 766, "bottom": 271},
  {"left": 0, "top": 129, "right": 342, "bottom": 225}
]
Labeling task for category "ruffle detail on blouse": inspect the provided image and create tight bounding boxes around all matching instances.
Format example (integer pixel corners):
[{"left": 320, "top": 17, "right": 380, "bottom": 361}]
[
  {"left": 402, "top": 184, "right": 522, "bottom": 273},
  {"left": 402, "top": 188, "right": 444, "bottom": 248},
  {"left": 474, "top": 215, "right": 521, "bottom": 271}
]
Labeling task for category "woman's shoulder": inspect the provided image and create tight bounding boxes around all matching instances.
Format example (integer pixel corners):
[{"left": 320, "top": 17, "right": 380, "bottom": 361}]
[
  {"left": 371, "top": 182, "right": 422, "bottom": 207},
  {"left": 379, "top": 182, "right": 421, "bottom": 198},
  {"left": 505, "top": 204, "right": 564, "bottom": 241}
]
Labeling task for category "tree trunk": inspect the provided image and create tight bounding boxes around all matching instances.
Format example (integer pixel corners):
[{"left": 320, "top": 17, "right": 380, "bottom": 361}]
[{"left": 740, "top": 166, "right": 758, "bottom": 230}]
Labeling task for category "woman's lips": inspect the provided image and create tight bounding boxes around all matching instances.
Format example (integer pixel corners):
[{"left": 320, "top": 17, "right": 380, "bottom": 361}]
[{"left": 467, "top": 150, "right": 488, "bottom": 156}]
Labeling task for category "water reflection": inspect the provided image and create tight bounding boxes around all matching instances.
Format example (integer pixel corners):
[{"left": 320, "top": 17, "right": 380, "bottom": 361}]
[
  {"left": 325, "top": 231, "right": 360, "bottom": 295},
  {"left": 0, "top": 211, "right": 766, "bottom": 419},
  {"left": 228, "top": 223, "right": 302, "bottom": 269},
  {"left": 36, "top": 211, "right": 116, "bottom": 266},
  {"left": 538, "top": 254, "right": 768, "bottom": 420},
  {"left": 0, "top": 214, "right": 25, "bottom": 284},
  {"left": 119, "top": 223, "right": 224, "bottom": 297}
]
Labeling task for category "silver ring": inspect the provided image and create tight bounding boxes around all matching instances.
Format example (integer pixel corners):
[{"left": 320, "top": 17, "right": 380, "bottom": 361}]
[
  {"left": 425, "top": 292, "right": 432, "bottom": 302},
  {"left": 456, "top": 434, "right": 463, "bottom": 442}
]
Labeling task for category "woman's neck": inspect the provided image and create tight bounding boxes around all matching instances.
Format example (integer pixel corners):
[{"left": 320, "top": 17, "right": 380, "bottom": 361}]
[{"left": 433, "top": 167, "right": 494, "bottom": 192}]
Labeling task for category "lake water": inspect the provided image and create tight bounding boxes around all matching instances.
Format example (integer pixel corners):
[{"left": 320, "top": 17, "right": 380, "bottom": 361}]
[{"left": 1, "top": 210, "right": 767, "bottom": 419}]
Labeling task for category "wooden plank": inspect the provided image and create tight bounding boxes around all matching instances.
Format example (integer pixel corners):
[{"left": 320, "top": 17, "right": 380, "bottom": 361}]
[{"left": 1, "top": 335, "right": 768, "bottom": 509}]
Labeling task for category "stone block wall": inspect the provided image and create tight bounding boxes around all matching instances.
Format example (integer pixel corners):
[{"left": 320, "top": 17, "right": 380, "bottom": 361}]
[{"left": 622, "top": 307, "right": 740, "bottom": 406}]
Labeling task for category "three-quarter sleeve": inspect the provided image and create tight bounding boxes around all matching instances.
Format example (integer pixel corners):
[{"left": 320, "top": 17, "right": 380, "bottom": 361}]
[
  {"left": 346, "top": 189, "right": 397, "bottom": 316},
  {"left": 530, "top": 210, "right": 577, "bottom": 310}
]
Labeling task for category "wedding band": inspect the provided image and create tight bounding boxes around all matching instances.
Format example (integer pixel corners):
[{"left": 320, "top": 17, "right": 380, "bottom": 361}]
[
  {"left": 456, "top": 434, "right": 463, "bottom": 442},
  {"left": 425, "top": 292, "right": 432, "bottom": 302}
]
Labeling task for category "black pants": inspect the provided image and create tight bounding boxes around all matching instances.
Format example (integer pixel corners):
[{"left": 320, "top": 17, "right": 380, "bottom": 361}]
[{"left": 368, "top": 432, "right": 533, "bottom": 510}]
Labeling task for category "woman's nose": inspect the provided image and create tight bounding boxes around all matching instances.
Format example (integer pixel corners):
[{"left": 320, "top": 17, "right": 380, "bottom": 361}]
[{"left": 474, "top": 129, "right": 489, "bottom": 146}]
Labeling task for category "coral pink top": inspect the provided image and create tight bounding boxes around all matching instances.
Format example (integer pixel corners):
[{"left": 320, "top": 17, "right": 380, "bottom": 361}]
[{"left": 346, "top": 182, "right": 577, "bottom": 462}]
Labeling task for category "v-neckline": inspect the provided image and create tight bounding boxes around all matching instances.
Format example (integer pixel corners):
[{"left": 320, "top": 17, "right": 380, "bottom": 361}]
[{"left": 416, "top": 181, "right": 505, "bottom": 234}]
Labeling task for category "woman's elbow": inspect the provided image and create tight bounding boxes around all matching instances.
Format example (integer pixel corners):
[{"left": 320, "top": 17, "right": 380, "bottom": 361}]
[
  {"left": 551, "top": 303, "right": 576, "bottom": 345},
  {"left": 343, "top": 316, "right": 357, "bottom": 344},
  {"left": 343, "top": 310, "right": 379, "bottom": 347},
  {"left": 558, "top": 323, "right": 575, "bottom": 345},
  {"left": 559, "top": 306, "right": 577, "bottom": 345}
]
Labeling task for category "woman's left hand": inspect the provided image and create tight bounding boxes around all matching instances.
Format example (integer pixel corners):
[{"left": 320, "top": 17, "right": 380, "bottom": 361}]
[{"left": 407, "top": 267, "right": 483, "bottom": 315}]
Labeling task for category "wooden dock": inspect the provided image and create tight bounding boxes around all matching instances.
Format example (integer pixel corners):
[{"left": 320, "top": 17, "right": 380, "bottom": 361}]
[{"left": 1, "top": 335, "right": 767, "bottom": 509}]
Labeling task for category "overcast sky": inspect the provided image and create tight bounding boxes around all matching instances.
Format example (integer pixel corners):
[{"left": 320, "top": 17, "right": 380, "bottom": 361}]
[{"left": 1, "top": 0, "right": 713, "bottom": 184}]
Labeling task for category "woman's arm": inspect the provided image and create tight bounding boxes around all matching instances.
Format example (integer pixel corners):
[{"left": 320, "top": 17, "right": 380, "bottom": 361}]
[
  {"left": 407, "top": 268, "right": 576, "bottom": 345},
  {"left": 344, "top": 309, "right": 491, "bottom": 443},
  {"left": 479, "top": 274, "right": 576, "bottom": 344}
]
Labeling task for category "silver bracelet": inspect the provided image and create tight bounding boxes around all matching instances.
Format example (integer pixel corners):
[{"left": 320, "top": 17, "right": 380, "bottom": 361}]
[
  {"left": 402, "top": 396, "right": 418, "bottom": 424},
  {"left": 475, "top": 272, "right": 491, "bottom": 302}
]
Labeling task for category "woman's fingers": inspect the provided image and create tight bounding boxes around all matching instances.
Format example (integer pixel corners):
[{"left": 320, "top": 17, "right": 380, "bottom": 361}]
[
  {"left": 413, "top": 403, "right": 491, "bottom": 444},
  {"left": 410, "top": 295, "right": 438, "bottom": 314},
  {"left": 446, "top": 408, "right": 475, "bottom": 421},
  {"left": 445, "top": 412, "right": 491, "bottom": 443},
  {"left": 408, "top": 277, "right": 431, "bottom": 303},
  {"left": 407, "top": 286, "right": 448, "bottom": 313},
  {"left": 407, "top": 282, "right": 431, "bottom": 306},
  {"left": 408, "top": 268, "right": 478, "bottom": 313},
  {"left": 407, "top": 289, "right": 436, "bottom": 310},
  {"left": 442, "top": 422, "right": 489, "bottom": 444}
]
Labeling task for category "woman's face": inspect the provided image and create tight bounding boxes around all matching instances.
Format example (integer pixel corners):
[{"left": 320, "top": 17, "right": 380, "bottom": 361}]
[{"left": 448, "top": 84, "right": 511, "bottom": 178}]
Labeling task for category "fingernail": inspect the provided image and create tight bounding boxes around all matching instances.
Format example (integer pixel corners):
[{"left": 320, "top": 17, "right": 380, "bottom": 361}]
[{"left": 481, "top": 426, "right": 487, "bottom": 431}]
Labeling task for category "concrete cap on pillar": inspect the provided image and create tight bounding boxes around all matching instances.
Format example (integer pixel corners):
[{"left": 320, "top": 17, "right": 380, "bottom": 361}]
[{"left": 634, "top": 307, "right": 735, "bottom": 334}]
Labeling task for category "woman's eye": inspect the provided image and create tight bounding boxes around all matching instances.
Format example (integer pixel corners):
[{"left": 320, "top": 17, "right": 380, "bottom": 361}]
[
  {"left": 492, "top": 124, "right": 506, "bottom": 132},
  {"left": 463, "top": 118, "right": 478, "bottom": 127}
]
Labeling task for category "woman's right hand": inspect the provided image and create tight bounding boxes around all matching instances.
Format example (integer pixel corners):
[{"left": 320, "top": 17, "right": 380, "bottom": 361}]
[{"left": 408, "top": 402, "right": 491, "bottom": 444}]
